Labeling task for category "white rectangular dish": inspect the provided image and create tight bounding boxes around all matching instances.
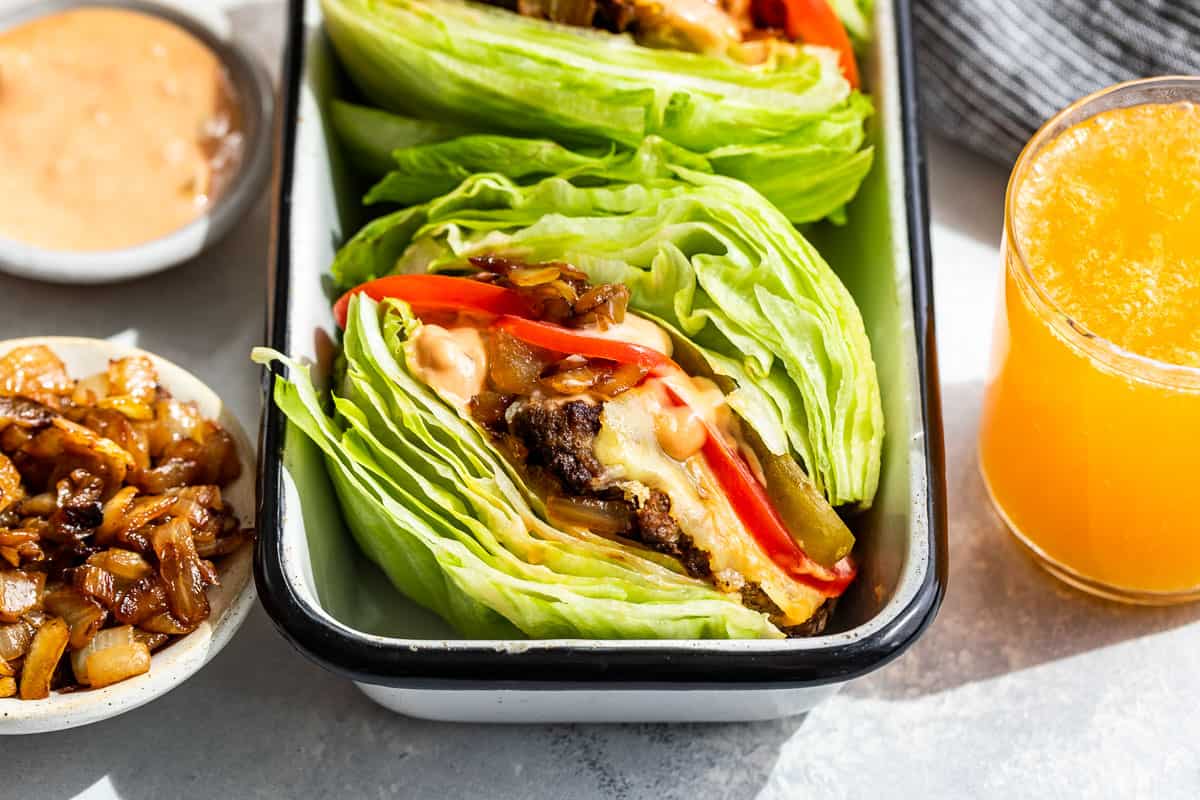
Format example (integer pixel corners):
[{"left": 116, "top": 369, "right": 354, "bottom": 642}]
[{"left": 255, "top": 0, "right": 946, "bottom": 722}]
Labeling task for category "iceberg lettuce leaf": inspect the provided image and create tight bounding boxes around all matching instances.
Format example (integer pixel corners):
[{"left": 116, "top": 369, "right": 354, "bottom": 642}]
[
  {"left": 320, "top": 0, "right": 873, "bottom": 223},
  {"left": 330, "top": 99, "right": 479, "bottom": 176},
  {"left": 330, "top": 152, "right": 883, "bottom": 507},
  {"left": 253, "top": 298, "right": 785, "bottom": 639}
]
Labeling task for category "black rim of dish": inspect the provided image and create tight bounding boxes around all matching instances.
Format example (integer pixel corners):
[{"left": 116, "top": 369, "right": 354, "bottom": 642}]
[{"left": 254, "top": 0, "right": 948, "bottom": 687}]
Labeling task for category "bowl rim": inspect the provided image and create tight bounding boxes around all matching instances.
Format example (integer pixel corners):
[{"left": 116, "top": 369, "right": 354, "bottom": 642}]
[
  {"left": 0, "top": 336, "right": 257, "bottom": 734},
  {"left": 0, "top": 0, "right": 275, "bottom": 285},
  {"left": 253, "top": 0, "right": 947, "bottom": 686}
]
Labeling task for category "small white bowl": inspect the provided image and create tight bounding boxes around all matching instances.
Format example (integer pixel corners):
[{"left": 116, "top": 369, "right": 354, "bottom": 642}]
[
  {"left": 0, "top": 1, "right": 274, "bottom": 285},
  {"left": 0, "top": 336, "right": 257, "bottom": 735}
]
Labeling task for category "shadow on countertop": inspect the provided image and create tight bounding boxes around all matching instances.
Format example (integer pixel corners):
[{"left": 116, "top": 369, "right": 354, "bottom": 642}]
[
  {"left": 849, "top": 379, "right": 1200, "bottom": 702},
  {"left": 924, "top": 133, "right": 1009, "bottom": 249},
  {"left": 8, "top": 609, "right": 803, "bottom": 800},
  {"left": 0, "top": 194, "right": 272, "bottom": 432}
]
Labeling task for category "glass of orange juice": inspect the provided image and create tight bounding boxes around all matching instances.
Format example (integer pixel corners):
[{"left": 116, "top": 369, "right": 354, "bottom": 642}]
[{"left": 979, "top": 77, "right": 1200, "bottom": 603}]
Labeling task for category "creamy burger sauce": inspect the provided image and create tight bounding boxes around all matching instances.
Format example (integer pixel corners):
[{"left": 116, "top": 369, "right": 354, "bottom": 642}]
[
  {"left": 583, "top": 315, "right": 674, "bottom": 357},
  {"left": 0, "top": 8, "right": 243, "bottom": 251},
  {"left": 407, "top": 324, "right": 488, "bottom": 406},
  {"left": 406, "top": 314, "right": 740, "bottom": 459}
]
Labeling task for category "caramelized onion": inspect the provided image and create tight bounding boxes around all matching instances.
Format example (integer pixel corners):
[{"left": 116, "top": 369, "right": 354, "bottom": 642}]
[
  {"left": 97, "top": 485, "right": 137, "bottom": 544},
  {"left": 593, "top": 362, "right": 648, "bottom": 397},
  {"left": 0, "top": 454, "right": 23, "bottom": 513},
  {"left": 488, "top": 330, "right": 554, "bottom": 395},
  {"left": 111, "top": 576, "right": 168, "bottom": 625},
  {"left": 43, "top": 585, "right": 106, "bottom": 650},
  {"left": 139, "top": 611, "right": 196, "bottom": 636},
  {"left": 0, "top": 569, "right": 43, "bottom": 622},
  {"left": 102, "top": 494, "right": 175, "bottom": 542},
  {"left": 0, "top": 346, "right": 73, "bottom": 408},
  {"left": 195, "top": 529, "right": 250, "bottom": 559},
  {"left": 539, "top": 365, "right": 596, "bottom": 395},
  {"left": 150, "top": 518, "right": 210, "bottom": 626},
  {"left": 468, "top": 391, "right": 514, "bottom": 432},
  {"left": 574, "top": 283, "right": 630, "bottom": 326},
  {"left": 0, "top": 620, "right": 32, "bottom": 661},
  {"left": 546, "top": 495, "right": 635, "bottom": 536},
  {"left": 465, "top": 256, "right": 630, "bottom": 328},
  {"left": 17, "top": 492, "right": 55, "bottom": 517},
  {"left": 18, "top": 616, "right": 68, "bottom": 700},
  {"left": 539, "top": 360, "right": 648, "bottom": 398},
  {"left": 71, "top": 625, "right": 150, "bottom": 687},
  {"left": 96, "top": 396, "right": 154, "bottom": 421},
  {"left": 129, "top": 458, "right": 202, "bottom": 493},
  {"left": 107, "top": 357, "right": 159, "bottom": 406},
  {"left": 80, "top": 408, "right": 151, "bottom": 468},
  {"left": 87, "top": 548, "right": 153, "bottom": 582},
  {"left": 131, "top": 628, "right": 169, "bottom": 652},
  {"left": 548, "top": 279, "right": 579, "bottom": 302},
  {"left": 196, "top": 424, "right": 241, "bottom": 485},
  {"left": 0, "top": 341, "right": 250, "bottom": 698},
  {"left": 86, "top": 641, "right": 151, "bottom": 688},
  {"left": 72, "top": 564, "right": 117, "bottom": 607},
  {"left": 144, "top": 398, "right": 203, "bottom": 456},
  {"left": 0, "top": 396, "right": 55, "bottom": 430},
  {"left": 507, "top": 265, "right": 562, "bottom": 287}
]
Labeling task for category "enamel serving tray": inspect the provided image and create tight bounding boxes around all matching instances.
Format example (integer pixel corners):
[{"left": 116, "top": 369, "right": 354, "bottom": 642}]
[{"left": 255, "top": 0, "right": 947, "bottom": 722}]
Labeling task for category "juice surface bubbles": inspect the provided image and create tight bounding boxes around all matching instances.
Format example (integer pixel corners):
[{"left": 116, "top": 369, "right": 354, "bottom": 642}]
[
  {"left": 980, "top": 81, "right": 1200, "bottom": 601},
  {"left": 1014, "top": 102, "right": 1200, "bottom": 369}
]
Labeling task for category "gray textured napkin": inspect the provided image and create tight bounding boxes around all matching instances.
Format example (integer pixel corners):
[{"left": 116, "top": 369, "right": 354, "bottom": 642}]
[{"left": 913, "top": 0, "right": 1200, "bottom": 164}]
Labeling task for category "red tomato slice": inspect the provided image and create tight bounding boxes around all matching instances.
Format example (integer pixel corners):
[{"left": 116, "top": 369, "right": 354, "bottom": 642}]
[
  {"left": 333, "top": 275, "right": 532, "bottom": 329},
  {"left": 664, "top": 384, "right": 856, "bottom": 596},
  {"left": 753, "top": 0, "right": 860, "bottom": 88},
  {"left": 492, "top": 315, "right": 676, "bottom": 374}
]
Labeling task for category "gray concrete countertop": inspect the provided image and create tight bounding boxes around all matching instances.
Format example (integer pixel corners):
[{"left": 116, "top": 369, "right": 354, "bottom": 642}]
[{"left": 6, "top": 2, "right": 1200, "bottom": 797}]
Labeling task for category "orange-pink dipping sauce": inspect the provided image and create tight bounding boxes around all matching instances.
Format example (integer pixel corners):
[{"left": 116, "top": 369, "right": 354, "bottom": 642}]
[{"left": 0, "top": 7, "right": 243, "bottom": 252}]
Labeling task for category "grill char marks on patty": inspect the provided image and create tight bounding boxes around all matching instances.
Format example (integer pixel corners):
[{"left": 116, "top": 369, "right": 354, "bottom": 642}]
[
  {"left": 634, "top": 489, "right": 710, "bottom": 579},
  {"left": 741, "top": 583, "right": 835, "bottom": 637},
  {"left": 507, "top": 399, "right": 604, "bottom": 494},
  {"left": 500, "top": 398, "right": 712, "bottom": 578}
]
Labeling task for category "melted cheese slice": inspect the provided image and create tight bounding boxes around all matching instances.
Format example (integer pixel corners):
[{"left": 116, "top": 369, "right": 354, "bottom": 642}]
[{"left": 593, "top": 383, "right": 825, "bottom": 626}]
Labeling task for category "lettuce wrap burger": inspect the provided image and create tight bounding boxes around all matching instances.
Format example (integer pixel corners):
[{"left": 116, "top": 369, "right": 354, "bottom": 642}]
[
  {"left": 257, "top": 155, "right": 883, "bottom": 639},
  {"left": 319, "top": 0, "right": 875, "bottom": 225}
]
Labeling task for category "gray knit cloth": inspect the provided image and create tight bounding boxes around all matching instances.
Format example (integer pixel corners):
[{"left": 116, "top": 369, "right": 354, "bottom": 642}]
[{"left": 913, "top": 1, "right": 1200, "bottom": 164}]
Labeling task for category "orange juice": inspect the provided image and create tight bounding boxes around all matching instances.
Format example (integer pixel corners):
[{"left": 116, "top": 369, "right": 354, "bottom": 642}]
[{"left": 979, "top": 79, "right": 1200, "bottom": 602}]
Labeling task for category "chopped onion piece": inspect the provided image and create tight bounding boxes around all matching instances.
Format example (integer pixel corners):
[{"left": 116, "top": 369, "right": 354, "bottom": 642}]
[
  {"left": 0, "top": 622, "right": 32, "bottom": 663},
  {"left": 87, "top": 548, "right": 153, "bottom": 582},
  {"left": 131, "top": 629, "right": 169, "bottom": 652},
  {"left": 71, "top": 624, "right": 136, "bottom": 685},
  {"left": 507, "top": 266, "right": 562, "bottom": 287},
  {"left": 85, "top": 641, "right": 151, "bottom": 689},
  {"left": 546, "top": 496, "right": 635, "bottom": 536},
  {"left": 0, "top": 569, "right": 43, "bottom": 623},
  {"left": 107, "top": 356, "right": 159, "bottom": 406},
  {"left": 44, "top": 586, "right": 107, "bottom": 650},
  {"left": 18, "top": 616, "right": 68, "bottom": 699}
]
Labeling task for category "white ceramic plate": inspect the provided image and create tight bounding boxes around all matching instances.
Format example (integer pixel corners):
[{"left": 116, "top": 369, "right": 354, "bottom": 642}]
[{"left": 0, "top": 336, "right": 256, "bottom": 735}]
